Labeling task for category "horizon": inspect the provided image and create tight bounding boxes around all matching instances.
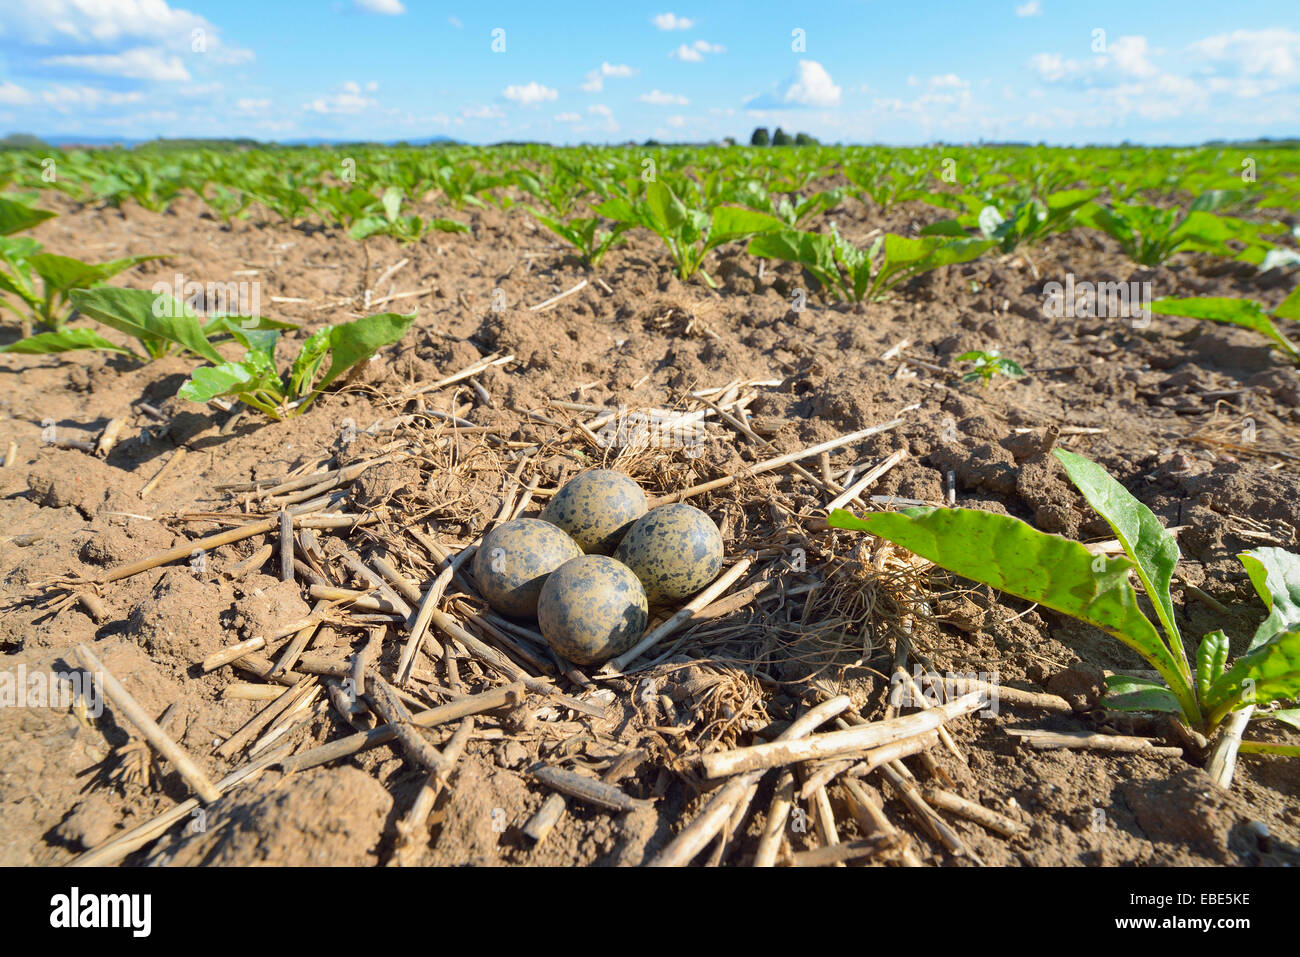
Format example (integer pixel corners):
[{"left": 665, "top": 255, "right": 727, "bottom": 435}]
[{"left": 0, "top": 1, "right": 1298, "bottom": 147}]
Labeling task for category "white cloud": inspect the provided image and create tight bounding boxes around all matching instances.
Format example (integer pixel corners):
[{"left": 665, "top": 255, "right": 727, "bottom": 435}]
[
  {"left": 640, "top": 89, "right": 689, "bottom": 105},
  {"left": 780, "top": 60, "right": 841, "bottom": 107},
  {"left": 1108, "top": 35, "right": 1157, "bottom": 78},
  {"left": 1015, "top": 1, "right": 1041, "bottom": 16},
  {"left": 652, "top": 13, "right": 694, "bottom": 30},
  {"left": 670, "top": 39, "right": 724, "bottom": 61},
  {"left": 40, "top": 85, "right": 146, "bottom": 112},
  {"left": 666, "top": 115, "right": 687, "bottom": 127},
  {"left": 928, "top": 73, "right": 967, "bottom": 90},
  {"left": 42, "top": 47, "right": 191, "bottom": 82},
  {"left": 448, "top": 16, "right": 463, "bottom": 28},
  {"left": 236, "top": 97, "right": 270, "bottom": 112},
  {"left": 587, "top": 103, "right": 618, "bottom": 132},
  {"left": 1189, "top": 28, "right": 1300, "bottom": 79},
  {"left": 463, "top": 104, "right": 505, "bottom": 119},
  {"left": 4, "top": 0, "right": 253, "bottom": 66},
  {"left": 305, "top": 81, "right": 379, "bottom": 114},
  {"left": 502, "top": 81, "right": 558, "bottom": 106},
  {"left": 0, "top": 82, "right": 33, "bottom": 106},
  {"left": 553, "top": 111, "right": 581, "bottom": 122},
  {"left": 354, "top": 0, "right": 406, "bottom": 14},
  {"left": 581, "top": 62, "right": 637, "bottom": 92}
]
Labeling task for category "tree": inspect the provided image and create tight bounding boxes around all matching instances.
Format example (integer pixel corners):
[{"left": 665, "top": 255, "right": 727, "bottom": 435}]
[
  {"left": 772, "top": 127, "right": 793, "bottom": 146},
  {"left": 750, "top": 127, "right": 770, "bottom": 146},
  {"left": 795, "top": 132, "right": 818, "bottom": 146}
]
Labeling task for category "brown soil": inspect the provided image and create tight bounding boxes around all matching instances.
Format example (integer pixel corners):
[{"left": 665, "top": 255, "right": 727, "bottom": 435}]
[{"left": 2, "top": 187, "right": 1298, "bottom": 867}]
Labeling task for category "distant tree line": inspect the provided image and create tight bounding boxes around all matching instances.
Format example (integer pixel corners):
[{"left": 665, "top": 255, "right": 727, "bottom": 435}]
[{"left": 749, "top": 127, "right": 818, "bottom": 146}]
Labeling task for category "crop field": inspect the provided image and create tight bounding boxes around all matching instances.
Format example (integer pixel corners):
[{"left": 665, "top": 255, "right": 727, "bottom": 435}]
[{"left": 1, "top": 136, "right": 1298, "bottom": 871}]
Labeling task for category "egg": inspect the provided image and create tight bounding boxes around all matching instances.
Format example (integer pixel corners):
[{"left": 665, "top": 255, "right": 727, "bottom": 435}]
[
  {"left": 613, "top": 503, "right": 723, "bottom": 604},
  {"left": 540, "top": 469, "right": 647, "bottom": 555},
  {"left": 472, "top": 518, "right": 583, "bottom": 618},
  {"left": 537, "top": 556, "right": 649, "bottom": 665}
]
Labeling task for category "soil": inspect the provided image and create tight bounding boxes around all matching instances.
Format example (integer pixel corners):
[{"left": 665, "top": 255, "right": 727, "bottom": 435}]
[{"left": 1, "top": 183, "right": 1298, "bottom": 867}]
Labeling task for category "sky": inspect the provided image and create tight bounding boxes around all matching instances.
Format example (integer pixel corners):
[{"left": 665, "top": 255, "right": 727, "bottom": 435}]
[{"left": 0, "top": 0, "right": 1298, "bottom": 145}]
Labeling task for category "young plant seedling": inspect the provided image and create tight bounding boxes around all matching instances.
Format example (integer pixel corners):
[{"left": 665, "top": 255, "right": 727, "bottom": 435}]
[
  {"left": 957, "top": 349, "right": 1025, "bottom": 386},
  {"left": 178, "top": 311, "right": 416, "bottom": 420},
  {"left": 2, "top": 287, "right": 295, "bottom": 361},
  {"left": 594, "top": 180, "right": 782, "bottom": 286},
  {"left": 828, "top": 450, "right": 1300, "bottom": 755}
]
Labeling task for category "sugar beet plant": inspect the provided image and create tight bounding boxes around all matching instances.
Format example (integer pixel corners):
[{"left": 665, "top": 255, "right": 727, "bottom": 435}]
[
  {"left": 829, "top": 450, "right": 1300, "bottom": 752},
  {"left": 747, "top": 225, "right": 992, "bottom": 304},
  {"left": 594, "top": 180, "right": 783, "bottom": 286},
  {"left": 178, "top": 310, "right": 416, "bottom": 420}
]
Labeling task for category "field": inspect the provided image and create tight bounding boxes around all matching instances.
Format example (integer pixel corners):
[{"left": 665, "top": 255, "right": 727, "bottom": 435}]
[{"left": 1, "top": 142, "right": 1298, "bottom": 867}]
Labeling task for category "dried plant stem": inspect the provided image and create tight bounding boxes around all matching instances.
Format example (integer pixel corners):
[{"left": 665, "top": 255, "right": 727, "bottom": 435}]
[
  {"left": 881, "top": 762, "right": 973, "bottom": 860},
  {"left": 653, "top": 419, "right": 904, "bottom": 505},
  {"left": 215, "top": 677, "right": 316, "bottom": 760},
  {"left": 842, "top": 778, "right": 922, "bottom": 867},
  {"left": 76, "top": 643, "right": 221, "bottom": 804},
  {"left": 923, "top": 786, "right": 1023, "bottom": 837},
  {"left": 389, "top": 717, "right": 474, "bottom": 867},
  {"left": 649, "top": 695, "right": 852, "bottom": 867},
  {"left": 702, "top": 692, "right": 986, "bottom": 778},
  {"left": 279, "top": 682, "right": 525, "bottom": 773},
  {"left": 530, "top": 765, "right": 653, "bottom": 812},
  {"left": 752, "top": 771, "right": 795, "bottom": 867},
  {"left": 1206, "top": 705, "right": 1254, "bottom": 788},
  {"left": 140, "top": 447, "right": 186, "bottom": 498},
  {"left": 824, "top": 449, "right": 908, "bottom": 513},
  {"left": 201, "top": 636, "right": 266, "bottom": 673},
  {"left": 70, "top": 748, "right": 286, "bottom": 867},
  {"left": 99, "top": 513, "right": 376, "bottom": 583},
  {"left": 1006, "top": 728, "right": 1183, "bottom": 755}
]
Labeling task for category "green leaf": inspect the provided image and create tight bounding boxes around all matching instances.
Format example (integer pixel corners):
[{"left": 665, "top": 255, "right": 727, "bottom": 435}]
[
  {"left": 0, "top": 327, "right": 136, "bottom": 356},
  {"left": 1274, "top": 284, "right": 1300, "bottom": 321},
  {"left": 428, "top": 217, "right": 470, "bottom": 234},
  {"left": 1207, "top": 628, "right": 1300, "bottom": 717},
  {"left": 919, "top": 219, "right": 970, "bottom": 238},
  {"left": 70, "top": 286, "right": 225, "bottom": 364},
  {"left": 29, "top": 252, "right": 161, "bottom": 295},
  {"left": 298, "top": 311, "right": 417, "bottom": 407},
  {"left": 287, "top": 326, "right": 331, "bottom": 398},
  {"left": 645, "top": 181, "right": 687, "bottom": 233},
  {"left": 0, "top": 197, "right": 55, "bottom": 235},
  {"left": 706, "top": 206, "right": 783, "bottom": 248},
  {"left": 1104, "top": 674, "right": 1184, "bottom": 713},
  {"left": 1053, "top": 448, "right": 1183, "bottom": 656},
  {"left": 1196, "top": 630, "right": 1230, "bottom": 701},
  {"left": 178, "top": 361, "right": 257, "bottom": 403},
  {"left": 826, "top": 506, "right": 1190, "bottom": 702},
  {"left": 1237, "top": 548, "right": 1300, "bottom": 652},
  {"left": 201, "top": 314, "right": 297, "bottom": 339},
  {"left": 1151, "top": 296, "right": 1299, "bottom": 363}
]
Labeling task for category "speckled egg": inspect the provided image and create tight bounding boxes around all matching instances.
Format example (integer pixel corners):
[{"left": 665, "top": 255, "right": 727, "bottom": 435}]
[
  {"left": 537, "top": 556, "right": 649, "bottom": 665},
  {"left": 540, "top": 469, "right": 648, "bottom": 555},
  {"left": 613, "top": 503, "right": 723, "bottom": 605},
  {"left": 472, "top": 518, "right": 583, "bottom": 618}
]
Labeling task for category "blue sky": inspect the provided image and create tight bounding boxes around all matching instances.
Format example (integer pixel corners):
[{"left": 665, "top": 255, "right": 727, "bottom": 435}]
[{"left": 1, "top": 0, "right": 1298, "bottom": 144}]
